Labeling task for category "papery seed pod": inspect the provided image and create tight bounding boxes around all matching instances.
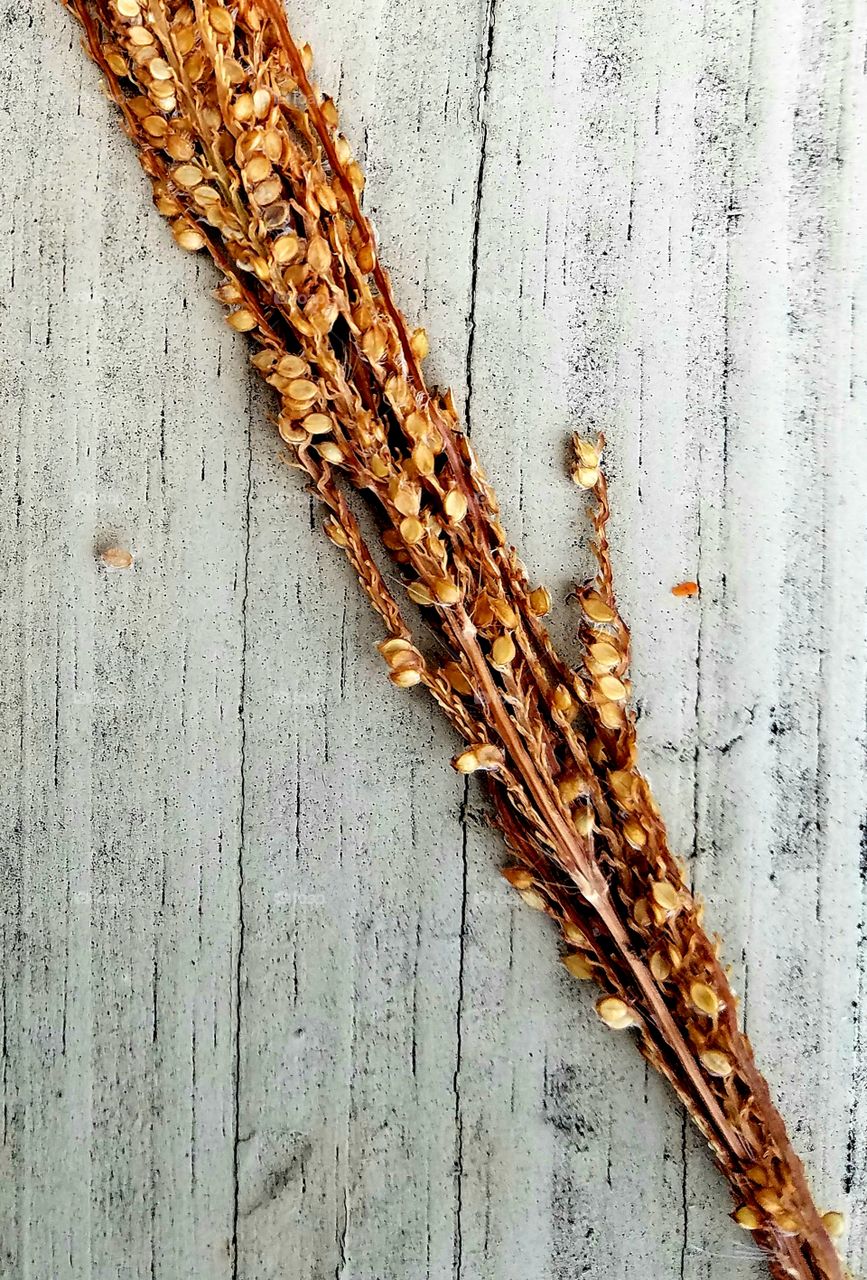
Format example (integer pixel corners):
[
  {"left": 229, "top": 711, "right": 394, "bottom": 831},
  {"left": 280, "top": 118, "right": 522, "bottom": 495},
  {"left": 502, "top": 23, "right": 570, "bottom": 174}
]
[
  {"left": 518, "top": 887, "right": 548, "bottom": 912},
  {"left": 562, "top": 921, "right": 589, "bottom": 947},
  {"left": 441, "top": 662, "right": 472, "bottom": 696},
  {"left": 399, "top": 515, "right": 425, "bottom": 546},
  {"left": 502, "top": 866, "right": 534, "bottom": 891},
  {"left": 563, "top": 953, "right": 594, "bottom": 980},
  {"left": 454, "top": 744, "right": 503, "bottom": 774},
  {"left": 410, "top": 327, "right": 429, "bottom": 359},
  {"left": 406, "top": 581, "right": 434, "bottom": 607},
  {"left": 822, "top": 1212, "right": 846, "bottom": 1240},
  {"left": 622, "top": 819, "right": 646, "bottom": 848},
  {"left": 574, "top": 807, "right": 594, "bottom": 836},
  {"left": 735, "top": 1206, "right": 761, "bottom": 1231},
  {"left": 101, "top": 546, "right": 133, "bottom": 569},
  {"left": 390, "top": 667, "right": 422, "bottom": 688},
  {"left": 303, "top": 413, "right": 333, "bottom": 436},
  {"left": 317, "top": 441, "right": 343, "bottom": 464},
  {"left": 690, "top": 981, "right": 721, "bottom": 1017},
  {"left": 700, "top": 1049, "right": 733, "bottom": 1078},
  {"left": 597, "top": 997, "right": 639, "bottom": 1030},
  {"left": 582, "top": 592, "right": 616, "bottom": 623},
  {"left": 572, "top": 465, "right": 599, "bottom": 489},
  {"left": 433, "top": 578, "right": 461, "bottom": 605},
  {"left": 651, "top": 880, "right": 680, "bottom": 914},
  {"left": 227, "top": 308, "right": 258, "bottom": 331},
  {"left": 491, "top": 633, "right": 516, "bottom": 668},
  {"left": 491, "top": 598, "right": 519, "bottom": 629},
  {"left": 528, "top": 585, "right": 551, "bottom": 616},
  {"left": 650, "top": 951, "right": 671, "bottom": 982},
  {"left": 558, "top": 775, "right": 584, "bottom": 806},
  {"left": 443, "top": 489, "right": 468, "bottom": 524},
  {"left": 323, "top": 519, "right": 349, "bottom": 548}
]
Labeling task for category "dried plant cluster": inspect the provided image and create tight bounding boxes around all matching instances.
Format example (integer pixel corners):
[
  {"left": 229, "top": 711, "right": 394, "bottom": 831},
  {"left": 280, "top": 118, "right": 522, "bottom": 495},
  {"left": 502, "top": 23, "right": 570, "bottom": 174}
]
[{"left": 60, "top": 2, "right": 850, "bottom": 1277}]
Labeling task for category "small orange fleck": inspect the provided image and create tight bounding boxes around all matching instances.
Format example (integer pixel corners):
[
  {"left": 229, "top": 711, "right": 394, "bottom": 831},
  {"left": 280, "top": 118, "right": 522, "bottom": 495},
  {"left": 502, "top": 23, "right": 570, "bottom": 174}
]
[
  {"left": 671, "top": 580, "right": 699, "bottom": 598},
  {"left": 101, "top": 547, "right": 133, "bottom": 570}
]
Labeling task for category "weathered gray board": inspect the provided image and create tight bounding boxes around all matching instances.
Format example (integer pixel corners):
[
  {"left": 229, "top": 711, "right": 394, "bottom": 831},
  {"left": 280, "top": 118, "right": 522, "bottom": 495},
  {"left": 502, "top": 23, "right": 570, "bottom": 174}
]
[{"left": 1, "top": 1, "right": 866, "bottom": 1277}]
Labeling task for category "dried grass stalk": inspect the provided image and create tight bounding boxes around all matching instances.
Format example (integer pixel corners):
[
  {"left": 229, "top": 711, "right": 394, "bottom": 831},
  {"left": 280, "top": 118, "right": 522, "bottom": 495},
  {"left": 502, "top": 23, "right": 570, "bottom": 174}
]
[{"left": 58, "top": 2, "right": 851, "bottom": 1276}]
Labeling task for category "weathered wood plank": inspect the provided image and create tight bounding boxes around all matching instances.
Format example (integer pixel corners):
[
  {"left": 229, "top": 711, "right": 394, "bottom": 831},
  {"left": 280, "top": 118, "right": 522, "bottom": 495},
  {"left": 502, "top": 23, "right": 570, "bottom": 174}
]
[{"left": 0, "top": 0, "right": 865, "bottom": 1278}]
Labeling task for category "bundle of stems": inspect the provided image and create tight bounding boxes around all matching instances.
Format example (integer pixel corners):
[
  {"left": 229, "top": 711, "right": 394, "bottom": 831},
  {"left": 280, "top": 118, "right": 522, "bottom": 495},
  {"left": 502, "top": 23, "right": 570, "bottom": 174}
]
[{"left": 59, "top": 2, "right": 850, "bottom": 1276}]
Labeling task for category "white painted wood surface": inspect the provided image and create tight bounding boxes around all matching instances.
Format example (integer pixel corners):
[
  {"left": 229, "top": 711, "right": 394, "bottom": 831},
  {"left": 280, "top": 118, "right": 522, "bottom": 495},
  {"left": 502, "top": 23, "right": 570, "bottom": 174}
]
[{"left": 2, "top": 1, "right": 866, "bottom": 1277}]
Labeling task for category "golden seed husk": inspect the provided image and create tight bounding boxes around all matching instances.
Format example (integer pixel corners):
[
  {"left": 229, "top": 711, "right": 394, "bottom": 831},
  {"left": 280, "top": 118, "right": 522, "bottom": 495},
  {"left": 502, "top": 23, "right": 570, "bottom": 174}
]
[
  {"left": 734, "top": 1206, "right": 761, "bottom": 1231},
  {"left": 399, "top": 515, "right": 425, "bottom": 545},
  {"left": 518, "top": 888, "right": 547, "bottom": 912},
  {"left": 454, "top": 749, "right": 479, "bottom": 774},
  {"left": 443, "top": 489, "right": 468, "bottom": 523},
  {"left": 596, "top": 997, "right": 638, "bottom": 1030},
  {"left": 651, "top": 880, "right": 680, "bottom": 913},
  {"left": 287, "top": 378, "right": 318, "bottom": 403},
  {"left": 502, "top": 866, "right": 534, "bottom": 891},
  {"left": 690, "top": 981, "right": 721, "bottom": 1017},
  {"left": 623, "top": 819, "right": 646, "bottom": 848},
  {"left": 117, "top": 0, "right": 141, "bottom": 15},
  {"left": 558, "top": 775, "right": 584, "bottom": 806},
  {"left": 822, "top": 1211, "right": 846, "bottom": 1239},
  {"left": 227, "top": 308, "right": 258, "bottom": 332},
  {"left": 649, "top": 951, "right": 671, "bottom": 982},
  {"left": 491, "top": 633, "right": 516, "bottom": 668},
  {"left": 390, "top": 667, "right": 422, "bottom": 688},
  {"left": 573, "top": 465, "right": 600, "bottom": 489},
  {"left": 316, "top": 441, "right": 343, "bottom": 464},
  {"left": 563, "top": 953, "right": 594, "bottom": 980},
  {"left": 574, "top": 807, "right": 594, "bottom": 837},
  {"left": 756, "top": 1188, "right": 782, "bottom": 1212},
  {"left": 101, "top": 547, "right": 133, "bottom": 569},
  {"left": 307, "top": 235, "right": 331, "bottom": 272},
  {"left": 173, "top": 163, "right": 203, "bottom": 188},
  {"left": 562, "top": 921, "right": 588, "bottom": 947},
  {"left": 433, "top": 578, "right": 461, "bottom": 605},
  {"left": 700, "top": 1049, "right": 733, "bottom": 1078},
  {"left": 589, "top": 640, "right": 620, "bottom": 670},
  {"left": 273, "top": 233, "right": 300, "bottom": 264},
  {"left": 582, "top": 592, "right": 616, "bottom": 623},
  {"left": 442, "top": 662, "right": 472, "bottom": 696},
  {"left": 407, "top": 581, "right": 434, "bottom": 607},
  {"left": 597, "top": 673, "right": 627, "bottom": 702},
  {"left": 528, "top": 586, "right": 551, "bottom": 616},
  {"left": 303, "top": 413, "right": 333, "bottom": 436}
]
